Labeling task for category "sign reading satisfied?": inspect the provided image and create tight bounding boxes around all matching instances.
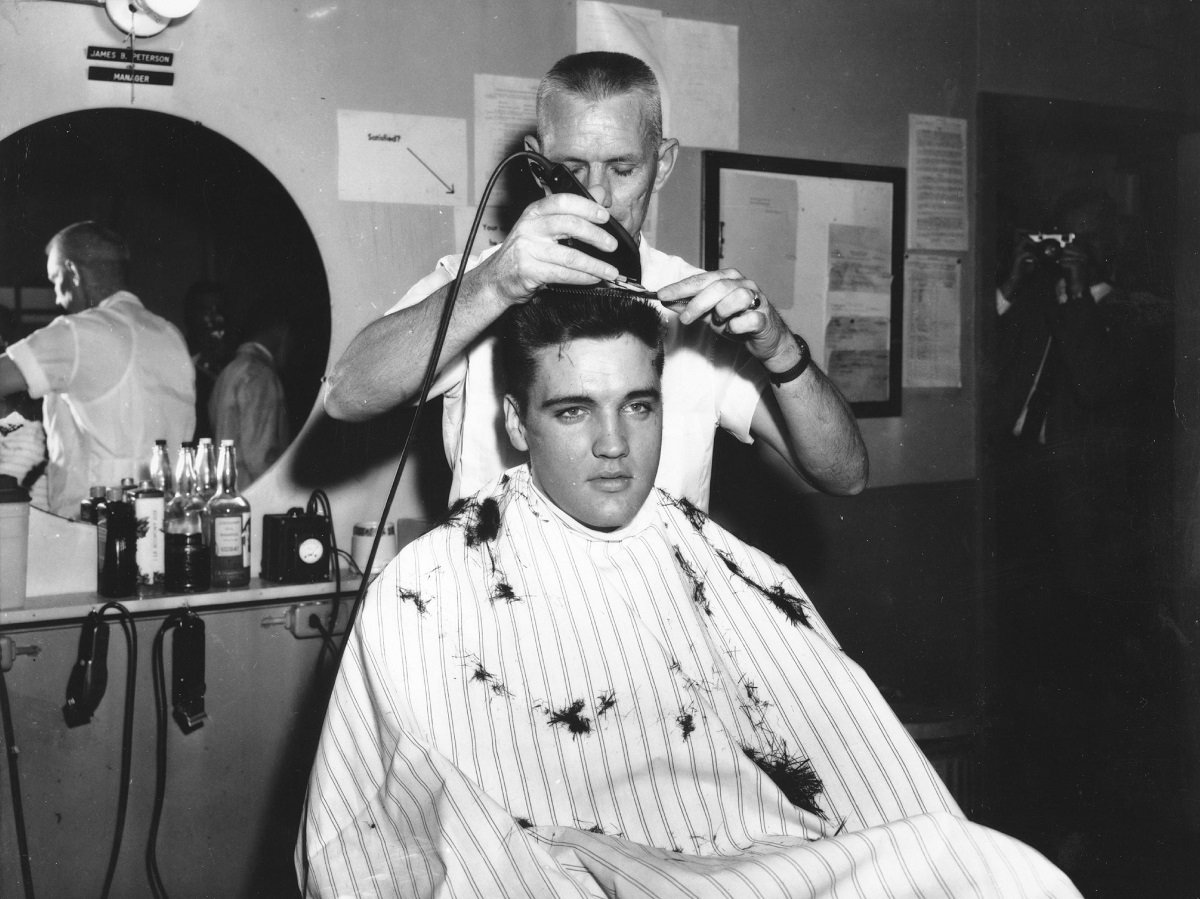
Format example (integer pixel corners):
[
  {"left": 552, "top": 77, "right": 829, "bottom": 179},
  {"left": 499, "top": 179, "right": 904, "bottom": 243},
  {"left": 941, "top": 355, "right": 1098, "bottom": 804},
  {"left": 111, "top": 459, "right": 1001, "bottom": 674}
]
[{"left": 337, "top": 110, "right": 469, "bottom": 206}]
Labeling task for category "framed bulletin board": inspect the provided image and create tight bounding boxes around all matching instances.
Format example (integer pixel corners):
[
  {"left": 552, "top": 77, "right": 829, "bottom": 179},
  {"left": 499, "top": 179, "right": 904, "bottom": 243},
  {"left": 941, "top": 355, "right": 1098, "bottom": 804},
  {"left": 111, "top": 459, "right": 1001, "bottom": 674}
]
[{"left": 702, "top": 151, "right": 905, "bottom": 417}]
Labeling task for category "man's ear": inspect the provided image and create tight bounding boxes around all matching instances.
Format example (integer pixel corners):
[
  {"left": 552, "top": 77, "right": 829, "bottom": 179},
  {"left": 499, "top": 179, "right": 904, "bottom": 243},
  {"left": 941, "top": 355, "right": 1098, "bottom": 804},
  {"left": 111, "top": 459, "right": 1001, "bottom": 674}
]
[
  {"left": 503, "top": 394, "right": 529, "bottom": 453},
  {"left": 652, "top": 138, "right": 679, "bottom": 193},
  {"left": 524, "top": 135, "right": 542, "bottom": 156}
]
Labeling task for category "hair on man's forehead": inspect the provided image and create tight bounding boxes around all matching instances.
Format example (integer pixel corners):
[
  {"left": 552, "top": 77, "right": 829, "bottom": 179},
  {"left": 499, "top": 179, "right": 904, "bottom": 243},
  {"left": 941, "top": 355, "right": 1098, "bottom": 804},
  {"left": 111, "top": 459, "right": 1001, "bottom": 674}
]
[{"left": 498, "top": 291, "right": 665, "bottom": 409}]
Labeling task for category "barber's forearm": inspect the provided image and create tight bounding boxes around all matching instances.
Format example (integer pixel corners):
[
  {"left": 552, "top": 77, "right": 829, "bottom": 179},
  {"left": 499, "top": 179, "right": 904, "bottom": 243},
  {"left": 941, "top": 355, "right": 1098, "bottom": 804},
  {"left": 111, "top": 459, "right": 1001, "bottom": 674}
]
[
  {"left": 761, "top": 362, "right": 868, "bottom": 495},
  {"left": 322, "top": 273, "right": 506, "bottom": 421}
]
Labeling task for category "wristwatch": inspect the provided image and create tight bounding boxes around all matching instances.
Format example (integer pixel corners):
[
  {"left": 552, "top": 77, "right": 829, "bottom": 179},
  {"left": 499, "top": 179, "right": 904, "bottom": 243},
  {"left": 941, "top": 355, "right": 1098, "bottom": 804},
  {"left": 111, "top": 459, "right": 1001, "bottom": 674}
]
[{"left": 767, "top": 333, "right": 812, "bottom": 386}]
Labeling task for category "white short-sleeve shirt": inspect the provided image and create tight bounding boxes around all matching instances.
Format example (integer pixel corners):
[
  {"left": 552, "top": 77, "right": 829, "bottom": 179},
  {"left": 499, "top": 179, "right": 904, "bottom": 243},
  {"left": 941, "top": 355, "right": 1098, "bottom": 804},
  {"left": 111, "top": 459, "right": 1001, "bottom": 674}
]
[{"left": 7, "top": 291, "right": 196, "bottom": 517}]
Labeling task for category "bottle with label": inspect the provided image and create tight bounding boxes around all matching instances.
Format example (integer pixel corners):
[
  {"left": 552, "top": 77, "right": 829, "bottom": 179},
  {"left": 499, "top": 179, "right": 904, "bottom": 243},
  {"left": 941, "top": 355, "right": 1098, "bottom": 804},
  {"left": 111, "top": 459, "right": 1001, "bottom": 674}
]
[
  {"left": 79, "top": 485, "right": 107, "bottom": 524},
  {"left": 134, "top": 480, "right": 165, "bottom": 596},
  {"left": 98, "top": 486, "right": 137, "bottom": 598},
  {"left": 207, "top": 439, "right": 251, "bottom": 589},
  {"left": 149, "top": 439, "right": 175, "bottom": 503},
  {"left": 194, "top": 437, "right": 217, "bottom": 504},
  {"left": 164, "top": 446, "right": 210, "bottom": 593}
]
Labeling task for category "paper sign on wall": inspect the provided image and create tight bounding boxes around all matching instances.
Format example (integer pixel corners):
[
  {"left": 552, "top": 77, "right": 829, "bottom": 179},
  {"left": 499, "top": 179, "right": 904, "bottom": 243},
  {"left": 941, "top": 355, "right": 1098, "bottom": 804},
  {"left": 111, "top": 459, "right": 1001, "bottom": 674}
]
[
  {"left": 576, "top": 1, "right": 739, "bottom": 151},
  {"left": 338, "top": 109, "right": 468, "bottom": 206}
]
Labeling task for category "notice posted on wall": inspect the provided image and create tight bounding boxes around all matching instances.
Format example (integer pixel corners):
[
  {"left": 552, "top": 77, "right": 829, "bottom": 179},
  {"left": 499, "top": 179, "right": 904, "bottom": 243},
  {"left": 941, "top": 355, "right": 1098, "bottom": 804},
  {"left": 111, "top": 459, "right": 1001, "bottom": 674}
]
[
  {"left": 903, "top": 252, "right": 962, "bottom": 388},
  {"left": 576, "top": 0, "right": 739, "bottom": 150},
  {"left": 337, "top": 109, "right": 468, "bottom": 206},
  {"left": 906, "top": 115, "right": 968, "bottom": 252},
  {"left": 473, "top": 74, "right": 538, "bottom": 206}
]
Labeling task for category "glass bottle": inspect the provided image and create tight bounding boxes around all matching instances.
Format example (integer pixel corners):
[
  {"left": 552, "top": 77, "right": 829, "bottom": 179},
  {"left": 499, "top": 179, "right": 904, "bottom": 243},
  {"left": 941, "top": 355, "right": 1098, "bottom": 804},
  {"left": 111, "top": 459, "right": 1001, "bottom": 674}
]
[
  {"left": 164, "top": 445, "right": 210, "bottom": 593},
  {"left": 134, "top": 479, "right": 165, "bottom": 596},
  {"left": 194, "top": 437, "right": 217, "bottom": 504},
  {"left": 98, "top": 487, "right": 137, "bottom": 598},
  {"left": 207, "top": 439, "right": 251, "bottom": 589},
  {"left": 119, "top": 476, "right": 139, "bottom": 502},
  {"left": 149, "top": 439, "right": 174, "bottom": 503},
  {"left": 79, "top": 485, "right": 107, "bottom": 524},
  {"left": 173, "top": 440, "right": 195, "bottom": 500}
]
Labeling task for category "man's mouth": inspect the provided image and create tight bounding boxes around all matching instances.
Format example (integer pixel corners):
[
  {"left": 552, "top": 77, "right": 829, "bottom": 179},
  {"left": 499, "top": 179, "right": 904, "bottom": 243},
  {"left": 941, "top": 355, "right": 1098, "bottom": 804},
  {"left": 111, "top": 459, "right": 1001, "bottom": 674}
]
[{"left": 591, "top": 472, "right": 632, "bottom": 492}]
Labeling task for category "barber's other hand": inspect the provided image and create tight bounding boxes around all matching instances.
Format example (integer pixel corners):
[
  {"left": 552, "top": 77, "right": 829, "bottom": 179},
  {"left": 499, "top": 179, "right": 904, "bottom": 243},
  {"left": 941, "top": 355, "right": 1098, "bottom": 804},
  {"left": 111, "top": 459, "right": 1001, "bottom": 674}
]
[
  {"left": 479, "top": 194, "right": 620, "bottom": 305},
  {"left": 657, "top": 269, "right": 794, "bottom": 365}
]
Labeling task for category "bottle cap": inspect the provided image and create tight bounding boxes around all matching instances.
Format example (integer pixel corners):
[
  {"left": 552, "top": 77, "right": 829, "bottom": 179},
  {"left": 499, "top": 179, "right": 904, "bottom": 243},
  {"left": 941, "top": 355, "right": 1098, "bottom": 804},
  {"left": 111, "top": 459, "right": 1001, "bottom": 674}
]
[{"left": 106, "top": 487, "right": 123, "bottom": 502}]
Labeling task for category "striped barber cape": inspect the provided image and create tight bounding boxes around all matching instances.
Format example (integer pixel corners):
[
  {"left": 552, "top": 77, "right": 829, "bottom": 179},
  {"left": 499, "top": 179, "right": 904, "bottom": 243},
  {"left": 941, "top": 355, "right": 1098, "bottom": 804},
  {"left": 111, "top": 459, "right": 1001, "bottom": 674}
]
[{"left": 299, "top": 466, "right": 1078, "bottom": 898}]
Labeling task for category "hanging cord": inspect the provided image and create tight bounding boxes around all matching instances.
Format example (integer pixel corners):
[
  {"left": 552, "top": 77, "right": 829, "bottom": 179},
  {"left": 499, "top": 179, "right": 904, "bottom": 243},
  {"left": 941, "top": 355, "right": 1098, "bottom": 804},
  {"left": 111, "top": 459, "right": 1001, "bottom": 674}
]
[
  {"left": 96, "top": 602, "right": 137, "bottom": 899},
  {"left": 334, "top": 150, "right": 546, "bottom": 659},
  {"left": 305, "top": 489, "right": 342, "bottom": 664},
  {"left": 147, "top": 610, "right": 192, "bottom": 899},
  {"left": 0, "top": 661, "right": 35, "bottom": 899}
]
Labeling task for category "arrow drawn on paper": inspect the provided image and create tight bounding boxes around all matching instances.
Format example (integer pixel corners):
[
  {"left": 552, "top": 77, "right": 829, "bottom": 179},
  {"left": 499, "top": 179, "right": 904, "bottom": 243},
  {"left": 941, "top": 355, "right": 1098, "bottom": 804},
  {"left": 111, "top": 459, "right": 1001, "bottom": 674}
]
[{"left": 407, "top": 147, "right": 455, "bottom": 194}]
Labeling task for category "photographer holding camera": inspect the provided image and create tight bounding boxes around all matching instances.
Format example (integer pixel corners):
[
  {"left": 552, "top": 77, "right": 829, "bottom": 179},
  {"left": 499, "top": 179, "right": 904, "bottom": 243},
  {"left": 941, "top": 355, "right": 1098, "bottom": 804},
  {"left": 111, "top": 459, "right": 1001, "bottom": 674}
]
[{"left": 989, "top": 188, "right": 1175, "bottom": 885}]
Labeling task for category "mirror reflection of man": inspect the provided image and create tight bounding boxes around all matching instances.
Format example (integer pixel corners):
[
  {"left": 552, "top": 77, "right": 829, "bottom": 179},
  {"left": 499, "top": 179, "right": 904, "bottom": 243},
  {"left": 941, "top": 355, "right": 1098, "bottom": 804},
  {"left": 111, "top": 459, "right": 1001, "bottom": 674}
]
[
  {"left": 301, "top": 293, "right": 1077, "bottom": 897},
  {"left": 0, "top": 221, "right": 196, "bottom": 518},
  {"left": 322, "top": 51, "right": 867, "bottom": 511},
  {"left": 208, "top": 304, "right": 291, "bottom": 486}
]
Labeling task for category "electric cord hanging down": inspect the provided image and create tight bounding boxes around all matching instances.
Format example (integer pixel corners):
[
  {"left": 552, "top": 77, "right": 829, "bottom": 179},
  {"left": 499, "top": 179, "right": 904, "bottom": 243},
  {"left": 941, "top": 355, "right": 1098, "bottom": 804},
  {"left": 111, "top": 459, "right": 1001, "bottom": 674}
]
[
  {"left": 298, "top": 150, "right": 545, "bottom": 898},
  {"left": 94, "top": 603, "right": 138, "bottom": 899},
  {"left": 0, "top": 660, "right": 36, "bottom": 899},
  {"left": 334, "top": 150, "right": 548, "bottom": 657}
]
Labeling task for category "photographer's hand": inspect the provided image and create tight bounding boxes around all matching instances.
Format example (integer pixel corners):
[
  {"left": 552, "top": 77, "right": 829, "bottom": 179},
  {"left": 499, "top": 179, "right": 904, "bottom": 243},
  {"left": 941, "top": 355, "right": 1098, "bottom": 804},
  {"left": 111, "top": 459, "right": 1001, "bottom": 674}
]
[
  {"left": 1058, "top": 242, "right": 1092, "bottom": 301},
  {"left": 999, "top": 239, "right": 1040, "bottom": 302}
]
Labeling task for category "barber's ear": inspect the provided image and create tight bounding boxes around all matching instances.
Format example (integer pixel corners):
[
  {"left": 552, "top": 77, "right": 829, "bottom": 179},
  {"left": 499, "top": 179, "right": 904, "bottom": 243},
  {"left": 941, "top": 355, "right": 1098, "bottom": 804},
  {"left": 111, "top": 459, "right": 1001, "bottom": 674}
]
[
  {"left": 653, "top": 138, "right": 679, "bottom": 193},
  {"left": 503, "top": 395, "right": 529, "bottom": 453},
  {"left": 524, "top": 135, "right": 541, "bottom": 156}
]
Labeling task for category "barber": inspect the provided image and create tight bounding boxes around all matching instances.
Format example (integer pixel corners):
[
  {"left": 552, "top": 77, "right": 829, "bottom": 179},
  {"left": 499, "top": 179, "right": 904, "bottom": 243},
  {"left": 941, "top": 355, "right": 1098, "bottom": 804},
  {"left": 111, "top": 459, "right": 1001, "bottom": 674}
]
[
  {"left": 0, "top": 221, "right": 195, "bottom": 518},
  {"left": 322, "top": 51, "right": 867, "bottom": 509}
]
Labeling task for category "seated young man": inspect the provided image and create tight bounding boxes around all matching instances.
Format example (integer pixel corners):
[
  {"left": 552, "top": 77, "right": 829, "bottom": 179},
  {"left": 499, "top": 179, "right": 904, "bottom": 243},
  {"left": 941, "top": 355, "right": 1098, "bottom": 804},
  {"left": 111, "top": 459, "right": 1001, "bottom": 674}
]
[{"left": 299, "top": 293, "right": 1077, "bottom": 898}]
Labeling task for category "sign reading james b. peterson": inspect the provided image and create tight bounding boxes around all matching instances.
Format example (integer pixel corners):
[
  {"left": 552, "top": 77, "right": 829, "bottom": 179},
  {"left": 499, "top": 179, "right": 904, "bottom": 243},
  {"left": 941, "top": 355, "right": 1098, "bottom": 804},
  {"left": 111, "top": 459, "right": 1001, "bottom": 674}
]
[{"left": 87, "top": 46, "right": 174, "bottom": 66}]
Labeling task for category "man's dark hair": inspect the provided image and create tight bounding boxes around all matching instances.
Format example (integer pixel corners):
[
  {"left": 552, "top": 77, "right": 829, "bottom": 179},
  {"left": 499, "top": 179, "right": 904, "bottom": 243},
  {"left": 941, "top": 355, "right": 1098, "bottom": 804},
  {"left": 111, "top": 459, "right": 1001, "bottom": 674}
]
[
  {"left": 537, "top": 51, "right": 663, "bottom": 147},
  {"left": 500, "top": 291, "right": 665, "bottom": 411}
]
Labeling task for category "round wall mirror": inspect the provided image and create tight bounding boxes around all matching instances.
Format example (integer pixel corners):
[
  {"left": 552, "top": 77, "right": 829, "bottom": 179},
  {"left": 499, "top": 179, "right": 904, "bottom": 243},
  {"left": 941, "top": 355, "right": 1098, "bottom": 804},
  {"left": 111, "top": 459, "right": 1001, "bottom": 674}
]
[{"left": 0, "top": 107, "right": 330, "bottom": 508}]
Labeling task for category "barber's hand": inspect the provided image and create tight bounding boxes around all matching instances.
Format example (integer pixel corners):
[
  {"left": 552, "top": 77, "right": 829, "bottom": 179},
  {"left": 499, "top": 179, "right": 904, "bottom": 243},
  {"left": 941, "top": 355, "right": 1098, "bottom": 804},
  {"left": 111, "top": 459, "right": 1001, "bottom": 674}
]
[
  {"left": 656, "top": 269, "right": 795, "bottom": 366},
  {"left": 478, "top": 193, "right": 620, "bottom": 306}
]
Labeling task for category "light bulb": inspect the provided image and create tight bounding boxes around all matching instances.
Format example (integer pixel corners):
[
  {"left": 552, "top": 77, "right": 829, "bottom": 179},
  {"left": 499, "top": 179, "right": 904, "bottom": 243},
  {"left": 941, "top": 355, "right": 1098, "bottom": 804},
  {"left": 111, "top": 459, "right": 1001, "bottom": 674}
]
[
  {"left": 104, "top": 0, "right": 169, "bottom": 37},
  {"left": 140, "top": 0, "right": 201, "bottom": 17}
]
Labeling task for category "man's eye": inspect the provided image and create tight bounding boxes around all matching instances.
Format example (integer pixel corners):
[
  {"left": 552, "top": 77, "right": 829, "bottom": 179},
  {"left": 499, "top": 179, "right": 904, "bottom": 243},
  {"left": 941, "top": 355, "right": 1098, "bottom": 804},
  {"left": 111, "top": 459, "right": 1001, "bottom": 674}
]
[
  {"left": 556, "top": 407, "right": 585, "bottom": 421},
  {"left": 624, "top": 401, "right": 655, "bottom": 416},
  {"left": 613, "top": 167, "right": 636, "bottom": 178}
]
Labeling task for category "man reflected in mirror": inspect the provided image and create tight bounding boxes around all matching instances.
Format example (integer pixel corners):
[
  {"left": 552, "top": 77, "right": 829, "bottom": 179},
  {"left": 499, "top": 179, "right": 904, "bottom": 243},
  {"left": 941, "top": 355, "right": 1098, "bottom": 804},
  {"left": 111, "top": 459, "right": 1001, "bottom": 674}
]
[{"left": 0, "top": 221, "right": 196, "bottom": 517}]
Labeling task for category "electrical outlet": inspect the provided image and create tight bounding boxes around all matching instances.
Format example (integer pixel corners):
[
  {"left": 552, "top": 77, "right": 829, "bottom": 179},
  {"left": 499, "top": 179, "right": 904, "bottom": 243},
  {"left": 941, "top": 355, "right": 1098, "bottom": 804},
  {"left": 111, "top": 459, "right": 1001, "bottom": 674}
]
[{"left": 287, "top": 600, "right": 351, "bottom": 640}]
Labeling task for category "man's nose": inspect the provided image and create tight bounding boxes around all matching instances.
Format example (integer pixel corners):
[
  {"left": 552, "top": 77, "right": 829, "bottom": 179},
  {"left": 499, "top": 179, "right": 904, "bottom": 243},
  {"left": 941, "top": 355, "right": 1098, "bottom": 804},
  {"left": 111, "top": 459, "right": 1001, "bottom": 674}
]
[
  {"left": 593, "top": 416, "right": 628, "bottom": 458},
  {"left": 584, "top": 167, "right": 612, "bottom": 208}
]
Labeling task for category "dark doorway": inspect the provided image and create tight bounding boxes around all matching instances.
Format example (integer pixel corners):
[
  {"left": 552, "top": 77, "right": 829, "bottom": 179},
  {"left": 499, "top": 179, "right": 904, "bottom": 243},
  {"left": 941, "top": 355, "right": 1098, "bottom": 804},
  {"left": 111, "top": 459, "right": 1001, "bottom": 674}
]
[{"left": 977, "top": 93, "right": 1190, "bottom": 897}]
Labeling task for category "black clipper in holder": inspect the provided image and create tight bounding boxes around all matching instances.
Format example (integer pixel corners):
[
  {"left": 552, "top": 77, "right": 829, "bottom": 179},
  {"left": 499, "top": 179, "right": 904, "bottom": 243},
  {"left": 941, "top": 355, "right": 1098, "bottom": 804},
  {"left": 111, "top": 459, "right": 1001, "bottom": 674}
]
[{"left": 63, "top": 610, "right": 110, "bottom": 727}]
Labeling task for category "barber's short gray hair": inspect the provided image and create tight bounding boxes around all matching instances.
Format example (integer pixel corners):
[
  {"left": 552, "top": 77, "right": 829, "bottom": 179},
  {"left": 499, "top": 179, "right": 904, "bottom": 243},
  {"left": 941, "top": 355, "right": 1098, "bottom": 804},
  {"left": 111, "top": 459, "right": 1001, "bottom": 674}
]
[
  {"left": 46, "top": 221, "right": 130, "bottom": 268},
  {"left": 536, "top": 51, "right": 663, "bottom": 148}
]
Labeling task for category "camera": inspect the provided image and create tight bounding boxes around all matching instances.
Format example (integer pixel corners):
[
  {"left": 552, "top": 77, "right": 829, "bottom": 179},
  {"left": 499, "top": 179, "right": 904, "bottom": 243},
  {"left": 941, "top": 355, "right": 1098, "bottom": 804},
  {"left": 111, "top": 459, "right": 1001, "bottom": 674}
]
[{"left": 1019, "top": 231, "right": 1076, "bottom": 265}]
